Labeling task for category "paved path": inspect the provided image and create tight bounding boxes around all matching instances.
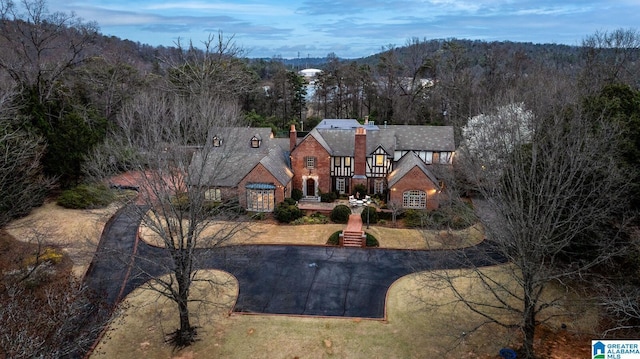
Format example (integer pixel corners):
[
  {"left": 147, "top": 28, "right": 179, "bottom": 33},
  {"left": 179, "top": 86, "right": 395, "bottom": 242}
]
[{"left": 85, "top": 204, "right": 507, "bottom": 318}]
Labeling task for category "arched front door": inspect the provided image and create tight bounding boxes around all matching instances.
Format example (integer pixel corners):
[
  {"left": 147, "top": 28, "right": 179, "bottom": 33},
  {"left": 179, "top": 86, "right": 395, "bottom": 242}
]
[{"left": 306, "top": 178, "right": 315, "bottom": 197}]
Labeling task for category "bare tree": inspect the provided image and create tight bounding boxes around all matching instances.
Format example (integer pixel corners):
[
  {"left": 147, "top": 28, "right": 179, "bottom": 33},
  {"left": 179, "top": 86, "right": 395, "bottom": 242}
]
[
  {"left": 166, "top": 32, "right": 256, "bottom": 100},
  {"left": 580, "top": 28, "right": 640, "bottom": 95},
  {"left": 0, "top": 86, "right": 51, "bottom": 227},
  {"left": 0, "top": 0, "right": 98, "bottom": 102},
  {"left": 0, "top": 229, "right": 109, "bottom": 358},
  {"left": 85, "top": 34, "right": 255, "bottom": 347},
  {"left": 421, "top": 100, "right": 631, "bottom": 358}
]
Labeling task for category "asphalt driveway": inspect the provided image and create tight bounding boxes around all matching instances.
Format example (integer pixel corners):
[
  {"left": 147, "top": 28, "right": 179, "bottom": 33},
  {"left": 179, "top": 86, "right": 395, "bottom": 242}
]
[{"left": 85, "top": 204, "right": 506, "bottom": 319}]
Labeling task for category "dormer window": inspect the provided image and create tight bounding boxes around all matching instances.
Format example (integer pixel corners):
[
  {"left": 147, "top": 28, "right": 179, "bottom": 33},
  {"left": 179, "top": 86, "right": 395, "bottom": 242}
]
[
  {"left": 212, "top": 136, "right": 222, "bottom": 147},
  {"left": 250, "top": 135, "right": 261, "bottom": 148}
]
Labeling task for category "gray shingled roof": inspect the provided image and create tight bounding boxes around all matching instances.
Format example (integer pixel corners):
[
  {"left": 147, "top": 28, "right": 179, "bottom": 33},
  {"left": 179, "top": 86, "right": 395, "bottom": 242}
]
[
  {"left": 386, "top": 125, "right": 455, "bottom": 151},
  {"left": 387, "top": 152, "right": 440, "bottom": 188},
  {"left": 305, "top": 128, "right": 334, "bottom": 154},
  {"left": 257, "top": 143, "right": 293, "bottom": 186},
  {"left": 309, "top": 125, "right": 454, "bottom": 156},
  {"left": 192, "top": 127, "right": 291, "bottom": 187}
]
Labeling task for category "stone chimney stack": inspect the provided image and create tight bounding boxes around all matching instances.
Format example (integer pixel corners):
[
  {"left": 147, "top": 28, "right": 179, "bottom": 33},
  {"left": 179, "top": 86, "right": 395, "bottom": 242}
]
[
  {"left": 354, "top": 127, "right": 367, "bottom": 177},
  {"left": 289, "top": 124, "right": 297, "bottom": 152}
]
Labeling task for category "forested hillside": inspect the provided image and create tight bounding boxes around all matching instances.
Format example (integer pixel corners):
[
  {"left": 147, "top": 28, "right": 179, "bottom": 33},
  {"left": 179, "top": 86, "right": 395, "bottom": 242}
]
[{"left": 1, "top": 0, "right": 640, "bottom": 357}]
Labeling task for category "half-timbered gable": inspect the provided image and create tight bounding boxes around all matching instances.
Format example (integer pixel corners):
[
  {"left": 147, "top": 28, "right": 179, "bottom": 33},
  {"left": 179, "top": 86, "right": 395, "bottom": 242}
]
[
  {"left": 314, "top": 127, "right": 359, "bottom": 196},
  {"left": 366, "top": 145, "right": 392, "bottom": 178},
  {"left": 289, "top": 120, "right": 455, "bottom": 202},
  {"left": 390, "top": 126, "right": 455, "bottom": 165}
]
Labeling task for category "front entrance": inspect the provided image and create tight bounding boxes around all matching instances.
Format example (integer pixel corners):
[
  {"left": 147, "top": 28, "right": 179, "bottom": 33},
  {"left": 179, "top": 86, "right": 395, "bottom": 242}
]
[{"left": 306, "top": 178, "right": 315, "bottom": 197}]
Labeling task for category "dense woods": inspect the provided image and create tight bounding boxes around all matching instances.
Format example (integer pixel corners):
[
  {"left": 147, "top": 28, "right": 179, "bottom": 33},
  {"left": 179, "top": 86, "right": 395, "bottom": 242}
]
[{"left": 1, "top": 0, "right": 640, "bottom": 357}]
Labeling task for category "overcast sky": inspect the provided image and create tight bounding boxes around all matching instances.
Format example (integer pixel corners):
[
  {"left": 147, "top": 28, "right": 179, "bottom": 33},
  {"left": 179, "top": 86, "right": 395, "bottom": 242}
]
[{"left": 47, "top": 0, "right": 640, "bottom": 59}]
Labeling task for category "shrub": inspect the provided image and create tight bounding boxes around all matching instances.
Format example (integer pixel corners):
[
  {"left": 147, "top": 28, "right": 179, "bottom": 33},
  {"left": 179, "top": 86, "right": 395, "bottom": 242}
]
[
  {"left": 57, "top": 183, "right": 114, "bottom": 209},
  {"left": 274, "top": 201, "right": 303, "bottom": 223},
  {"left": 283, "top": 197, "right": 297, "bottom": 205},
  {"left": 402, "top": 202, "right": 477, "bottom": 229},
  {"left": 203, "top": 200, "right": 222, "bottom": 214},
  {"left": 170, "top": 192, "right": 190, "bottom": 211},
  {"left": 352, "top": 183, "right": 367, "bottom": 199},
  {"left": 330, "top": 204, "right": 352, "bottom": 223},
  {"left": 291, "top": 213, "right": 329, "bottom": 225},
  {"left": 291, "top": 188, "right": 303, "bottom": 201},
  {"left": 250, "top": 212, "right": 266, "bottom": 220},
  {"left": 403, "top": 209, "right": 430, "bottom": 228},
  {"left": 327, "top": 230, "right": 341, "bottom": 245},
  {"left": 360, "top": 206, "right": 378, "bottom": 224},
  {"left": 365, "top": 232, "right": 379, "bottom": 247},
  {"left": 320, "top": 191, "right": 337, "bottom": 203},
  {"left": 23, "top": 247, "right": 64, "bottom": 267}
]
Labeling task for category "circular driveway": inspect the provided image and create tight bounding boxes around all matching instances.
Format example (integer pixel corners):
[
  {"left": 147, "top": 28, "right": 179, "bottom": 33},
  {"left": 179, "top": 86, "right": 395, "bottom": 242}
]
[{"left": 84, "top": 205, "right": 506, "bottom": 319}]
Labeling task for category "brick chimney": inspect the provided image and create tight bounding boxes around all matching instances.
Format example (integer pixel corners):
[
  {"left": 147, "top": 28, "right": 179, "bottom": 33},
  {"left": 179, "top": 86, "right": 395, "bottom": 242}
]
[
  {"left": 289, "top": 124, "right": 297, "bottom": 152},
  {"left": 354, "top": 127, "right": 367, "bottom": 177}
]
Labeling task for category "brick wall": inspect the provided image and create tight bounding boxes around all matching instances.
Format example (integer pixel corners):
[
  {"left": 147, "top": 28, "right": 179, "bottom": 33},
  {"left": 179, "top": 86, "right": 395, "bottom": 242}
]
[
  {"left": 388, "top": 166, "right": 440, "bottom": 210},
  {"left": 238, "top": 163, "right": 289, "bottom": 209},
  {"left": 290, "top": 135, "right": 331, "bottom": 194}
]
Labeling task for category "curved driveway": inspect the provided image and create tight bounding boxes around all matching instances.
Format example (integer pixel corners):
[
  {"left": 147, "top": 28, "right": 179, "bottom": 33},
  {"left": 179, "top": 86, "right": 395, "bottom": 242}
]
[{"left": 84, "top": 204, "right": 506, "bottom": 319}]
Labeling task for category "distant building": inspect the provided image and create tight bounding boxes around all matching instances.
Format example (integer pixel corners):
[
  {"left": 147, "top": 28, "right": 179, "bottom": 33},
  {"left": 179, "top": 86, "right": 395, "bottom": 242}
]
[{"left": 298, "top": 68, "right": 322, "bottom": 78}]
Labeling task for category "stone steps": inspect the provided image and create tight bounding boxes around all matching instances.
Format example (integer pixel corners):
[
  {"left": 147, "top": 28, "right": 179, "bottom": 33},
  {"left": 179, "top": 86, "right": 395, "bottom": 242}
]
[
  {"left": 342, "top": 230, "right": 364, "bottom": 247},
  {"left": 341, "top": 214, "right": 365, "bottom": 247}
]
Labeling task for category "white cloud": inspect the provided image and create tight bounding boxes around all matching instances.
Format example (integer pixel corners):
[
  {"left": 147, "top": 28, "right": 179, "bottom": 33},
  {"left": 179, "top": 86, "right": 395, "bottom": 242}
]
[{"left": 40, "top": 0, "right": 640, "bottom": 58}]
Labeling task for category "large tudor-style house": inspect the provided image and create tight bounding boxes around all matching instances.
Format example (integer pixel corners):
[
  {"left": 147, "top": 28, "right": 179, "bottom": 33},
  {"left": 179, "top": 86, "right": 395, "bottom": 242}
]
[{"left": 196, "top": 119, "right": 455, "bottom": 212}]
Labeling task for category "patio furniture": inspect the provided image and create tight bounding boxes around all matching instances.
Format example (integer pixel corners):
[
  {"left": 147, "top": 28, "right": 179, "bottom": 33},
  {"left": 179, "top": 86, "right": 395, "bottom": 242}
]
[{"left": 349, "top": 195, "right": 358, "bottom": 207}]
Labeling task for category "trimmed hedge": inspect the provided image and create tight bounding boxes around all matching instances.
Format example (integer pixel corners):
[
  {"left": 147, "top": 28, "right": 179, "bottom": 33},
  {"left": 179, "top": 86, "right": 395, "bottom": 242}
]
[
  {"left": 360, "top": 206, "right": 378, "bottom": 224},
  {"left": 330, "top": 204, "right": 352, "bottom": 223}
]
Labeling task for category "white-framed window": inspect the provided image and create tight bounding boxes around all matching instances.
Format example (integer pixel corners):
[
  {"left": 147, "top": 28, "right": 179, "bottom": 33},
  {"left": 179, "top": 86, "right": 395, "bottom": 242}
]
[
  {"left": 403, "top": 190, "right": 426, "bottom": 209},
  {"left": 204, "top": 188, "right": 221, "bottom": 201},
  {"left": 305, "top": 156, "right": 316, "bottom": 169},
  {"left": 212, "top": 136, "right": 222, "bottom": 147},
  {"left": 374, "top": 179, "right": 385, "bottom": 194},
  {"left": 344, "top": 157, "right": 351, "bottom": 166},
  {"left": 336, "top": 178, "right": 346, "bottom": 194}
]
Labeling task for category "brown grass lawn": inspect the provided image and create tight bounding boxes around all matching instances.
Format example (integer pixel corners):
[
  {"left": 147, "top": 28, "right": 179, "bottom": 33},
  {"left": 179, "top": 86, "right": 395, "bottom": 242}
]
[
  {"left": 6, "top": 200, "right": 120, "bottom": 277},
  {"left": 7, "top": 202, "right": 597, "bottom": 358},
  {"left": 92, "top": 267, "right": 597, "bottom": 359}
]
